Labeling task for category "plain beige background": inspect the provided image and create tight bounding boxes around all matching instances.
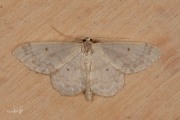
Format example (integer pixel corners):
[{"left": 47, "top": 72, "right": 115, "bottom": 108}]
[{"left": 0, "top": 0, "right": 179, "bottom": 120}]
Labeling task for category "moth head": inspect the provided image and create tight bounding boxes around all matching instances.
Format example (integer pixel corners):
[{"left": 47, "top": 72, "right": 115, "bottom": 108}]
[{"left": 82, "top": 37, "right": 92, "bottom": 43}]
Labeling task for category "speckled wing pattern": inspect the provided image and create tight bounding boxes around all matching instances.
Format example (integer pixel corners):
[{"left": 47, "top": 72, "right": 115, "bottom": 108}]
[
  {"left": 50, "top": 53, "right": 86, "bottom": 95},
  {"left": 13, "top": 42, "right": 81, "bottom": 74},
  {"left": 13, "top": 42, "right": 87, "bottom": 96},
  {"left": 94, "top": 42, "right": 161, "bottom": 74},
  {"left": 90, "top": 50, "right": 124, "bottom": 96},
  {"left": 13, "top": 40, "right": 161, "bottom": 100}
]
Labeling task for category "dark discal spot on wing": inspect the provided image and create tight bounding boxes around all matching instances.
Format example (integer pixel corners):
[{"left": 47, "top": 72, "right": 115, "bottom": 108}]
[
  {"left": 45, "top": 48, "right": 48, "bottom": 51},
  {"left": 106, "top": 68, "right": 109, "bottom": 71},
  {"left": 127, "top": 47, "right": 130, "bottom": 51},
  {"left": 66, "top": 68, "right": 70, "bottom": 71}
]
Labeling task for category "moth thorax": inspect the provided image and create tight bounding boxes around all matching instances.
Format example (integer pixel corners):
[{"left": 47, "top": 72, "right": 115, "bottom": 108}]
[{"left": 82, "top": 42, "right": 94, "bottom": 55}]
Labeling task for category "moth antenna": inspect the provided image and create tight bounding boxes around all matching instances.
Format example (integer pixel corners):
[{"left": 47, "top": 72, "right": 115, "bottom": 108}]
[
  {"left": 92, "top": 36, "right": 131, "bottom": 42},
  {"left": 51, "top": 25, "right": 74, "bottom": 39}
]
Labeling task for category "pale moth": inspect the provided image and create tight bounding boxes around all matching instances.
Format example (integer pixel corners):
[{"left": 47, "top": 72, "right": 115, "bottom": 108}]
[{"left": 13, "top": 37, "right": 161, "bottom": 101}]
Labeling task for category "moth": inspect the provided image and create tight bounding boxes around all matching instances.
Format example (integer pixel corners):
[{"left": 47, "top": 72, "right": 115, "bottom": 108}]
[{"left": 13, "top": 37, "right": 162, "bottom": 101}]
